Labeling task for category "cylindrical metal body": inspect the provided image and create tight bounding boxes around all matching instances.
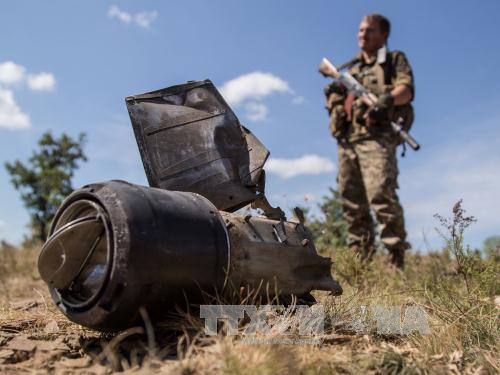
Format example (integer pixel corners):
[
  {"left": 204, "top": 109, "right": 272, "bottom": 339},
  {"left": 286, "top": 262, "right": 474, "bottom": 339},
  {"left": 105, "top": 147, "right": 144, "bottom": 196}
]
[
  {"left": 39, "top": 181, "right": 341, "bottom": 331},
  {"left": 39, "top": 181, "right": 229, "bottom": 331}
]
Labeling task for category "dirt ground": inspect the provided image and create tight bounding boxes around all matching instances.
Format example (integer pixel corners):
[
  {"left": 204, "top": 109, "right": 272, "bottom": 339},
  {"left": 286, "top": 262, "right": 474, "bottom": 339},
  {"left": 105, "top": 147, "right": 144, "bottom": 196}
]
[{"left": 0, "top": 244, "right": 498, "bottom": 374}]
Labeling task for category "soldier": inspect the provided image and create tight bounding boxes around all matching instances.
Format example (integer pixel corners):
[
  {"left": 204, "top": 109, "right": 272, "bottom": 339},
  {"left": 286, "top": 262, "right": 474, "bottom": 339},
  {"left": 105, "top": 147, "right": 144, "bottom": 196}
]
[{"left": 320, "top": 13, "right": 414, "bottom": 269}]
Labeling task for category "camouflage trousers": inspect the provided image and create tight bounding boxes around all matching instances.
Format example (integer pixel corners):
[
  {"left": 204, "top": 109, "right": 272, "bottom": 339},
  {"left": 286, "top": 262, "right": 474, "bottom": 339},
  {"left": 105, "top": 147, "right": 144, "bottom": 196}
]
[{"left": 337, "top": 137, "right": 409, "bottom": 253}]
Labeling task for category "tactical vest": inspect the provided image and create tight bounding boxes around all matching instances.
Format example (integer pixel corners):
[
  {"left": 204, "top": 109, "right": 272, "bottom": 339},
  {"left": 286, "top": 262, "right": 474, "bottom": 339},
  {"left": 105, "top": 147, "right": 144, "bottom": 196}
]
[{"left": 326, "top": 50, "right": 414, "bottom": 142}]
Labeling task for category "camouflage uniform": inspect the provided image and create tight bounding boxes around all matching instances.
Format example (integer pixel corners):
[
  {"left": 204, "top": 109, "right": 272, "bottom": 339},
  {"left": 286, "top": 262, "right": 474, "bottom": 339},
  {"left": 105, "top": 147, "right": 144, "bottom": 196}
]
[{"left": 325, "top": 47, "right": 414, "bottom": 259}]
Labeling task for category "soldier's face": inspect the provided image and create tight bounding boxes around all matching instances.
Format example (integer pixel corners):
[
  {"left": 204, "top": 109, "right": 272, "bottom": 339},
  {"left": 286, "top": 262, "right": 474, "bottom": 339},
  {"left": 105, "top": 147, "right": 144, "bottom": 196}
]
[{"left": 358, "top": 19, "right": 387, "bottom": 53}]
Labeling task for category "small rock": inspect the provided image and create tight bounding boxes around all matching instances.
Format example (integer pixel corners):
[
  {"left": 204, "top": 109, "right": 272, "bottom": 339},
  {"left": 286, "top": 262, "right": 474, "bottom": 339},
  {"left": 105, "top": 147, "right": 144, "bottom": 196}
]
[{"left": 44, "top": 319, "right": 60, "bottom": 334}]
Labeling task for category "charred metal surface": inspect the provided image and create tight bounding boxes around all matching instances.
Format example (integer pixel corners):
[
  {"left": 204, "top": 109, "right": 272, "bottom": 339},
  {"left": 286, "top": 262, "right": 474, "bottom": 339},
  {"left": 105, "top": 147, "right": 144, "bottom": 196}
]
[
  {"left": 125, "top": 80, "right": 269, "bottom": 212},
  {"left": 221, "top": 212, "right": 343, "bottom": 297},
  {"left": 39, "top": 181, "right": 342, "bottom": 331},
  {"left": 251, "top": 170, "right": 286, "bottom": 220},
  {"left": 38, "top": 200, "right": 109, "bottom": 290},
  {"left": 39, "top": 181, "right": 229, "bottom": 331}
]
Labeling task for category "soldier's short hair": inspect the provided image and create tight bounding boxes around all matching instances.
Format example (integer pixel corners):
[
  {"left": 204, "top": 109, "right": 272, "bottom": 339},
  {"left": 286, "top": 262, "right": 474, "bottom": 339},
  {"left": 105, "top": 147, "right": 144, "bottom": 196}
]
[{"left": 364, "top": 13, "right": 391, "bottom": 38}]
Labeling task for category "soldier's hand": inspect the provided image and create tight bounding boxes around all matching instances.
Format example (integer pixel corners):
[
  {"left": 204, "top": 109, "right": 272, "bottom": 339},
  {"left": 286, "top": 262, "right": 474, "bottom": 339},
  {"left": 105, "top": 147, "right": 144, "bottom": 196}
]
[
  {"left": 366, "top": 93, "right": 394, "bottom": 125},
  {"left": 324, "top": 81, "right": 346, "bottom": 96}
]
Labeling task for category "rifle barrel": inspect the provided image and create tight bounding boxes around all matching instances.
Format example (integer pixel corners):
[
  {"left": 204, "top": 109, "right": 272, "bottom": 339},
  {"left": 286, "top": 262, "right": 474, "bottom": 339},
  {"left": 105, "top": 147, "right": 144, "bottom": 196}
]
[{"left": 391, "top": 122, "right": 420, "bottom": 151}]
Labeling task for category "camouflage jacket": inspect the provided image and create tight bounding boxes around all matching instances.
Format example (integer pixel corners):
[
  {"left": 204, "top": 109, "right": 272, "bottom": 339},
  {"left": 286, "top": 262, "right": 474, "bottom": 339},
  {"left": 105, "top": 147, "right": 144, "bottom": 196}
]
[{"left": 325, "top": 47, "right": 415, "bottom": 142}]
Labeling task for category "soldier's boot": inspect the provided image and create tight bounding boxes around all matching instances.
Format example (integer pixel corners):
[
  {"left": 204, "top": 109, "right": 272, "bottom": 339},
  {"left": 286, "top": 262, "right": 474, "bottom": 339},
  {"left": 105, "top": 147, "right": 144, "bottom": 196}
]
[{"left": 388, "top": 249, "right": 405, "bottom": 270}]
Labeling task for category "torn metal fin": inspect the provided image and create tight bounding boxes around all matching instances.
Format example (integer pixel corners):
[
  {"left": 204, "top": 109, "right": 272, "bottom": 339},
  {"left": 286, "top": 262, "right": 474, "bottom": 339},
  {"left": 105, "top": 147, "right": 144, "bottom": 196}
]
[
  {"left": 125, "top": 80, "right": 269, "bottom": 212},
  {"left": 250, "top": 170, "right": 286, "bottom": 220}
]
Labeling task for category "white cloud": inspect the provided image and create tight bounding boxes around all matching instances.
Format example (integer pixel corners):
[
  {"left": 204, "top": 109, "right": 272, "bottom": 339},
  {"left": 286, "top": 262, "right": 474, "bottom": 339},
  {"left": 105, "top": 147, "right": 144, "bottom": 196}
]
[
  {"left": 0, "top": 61, "right": 56, "bottom": 92},
  {"left": 0, "top": 61, "right": 26, "bottom": 85},
  {"left": 135, "top": 11, "right": 158, "bottom": 29},
  {"left": 27, "top": 72, "right": 56, "bottom": 91},
  {"left": 0, "top": 87, "right": 30, "bottom": 129},
  {"left": 108, "top": 5, "right": 158, "bottom": 29},
  {"left": 266, "top": 154, "right": 335, "bottom": 179},
  {"left": 245, "top": 101, "right": 268, "bottom": 122},
  {"left": 108, "top": 5, "right": 132, "bottom": 23},
  {"left": 0, "top": 61, "right": 55, "bottom": 130},
  {"left": 220, "top": 71, "right": 292, "bottom": 107},
  {"left": 220, "top": 71, "right": 295, "bottom": 122}
]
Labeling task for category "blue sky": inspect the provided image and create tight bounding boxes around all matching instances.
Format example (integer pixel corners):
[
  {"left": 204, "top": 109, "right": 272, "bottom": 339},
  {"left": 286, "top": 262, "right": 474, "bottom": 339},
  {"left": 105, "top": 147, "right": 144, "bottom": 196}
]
[{"left": 1, "top": 1, "right": 499, "bottom": 251}]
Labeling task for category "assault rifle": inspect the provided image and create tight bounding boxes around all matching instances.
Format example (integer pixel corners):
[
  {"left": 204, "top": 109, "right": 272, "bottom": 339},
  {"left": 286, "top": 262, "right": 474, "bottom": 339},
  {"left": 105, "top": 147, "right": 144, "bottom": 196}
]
[{"left": 319, "top": 57, "right": 420, "bottom": 151}]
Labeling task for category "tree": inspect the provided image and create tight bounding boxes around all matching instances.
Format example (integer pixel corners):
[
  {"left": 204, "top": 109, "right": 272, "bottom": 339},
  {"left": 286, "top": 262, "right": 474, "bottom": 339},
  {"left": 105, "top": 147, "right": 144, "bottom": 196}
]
[
  {"left": 306, "top": 187, "right": 348, "bottom": 250},
  {"left": 5, "top": 132, "right": 87, "bottom": 242},
  {"left": 482, "top": 235, "right": 500, "bottom": 262}
]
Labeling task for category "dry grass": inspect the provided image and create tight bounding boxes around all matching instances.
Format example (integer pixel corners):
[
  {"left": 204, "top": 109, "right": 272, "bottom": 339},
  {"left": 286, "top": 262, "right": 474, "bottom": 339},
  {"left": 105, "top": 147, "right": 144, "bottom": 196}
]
[{"left": 0, "top": 222, "right": 498, "bottom": 374}]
